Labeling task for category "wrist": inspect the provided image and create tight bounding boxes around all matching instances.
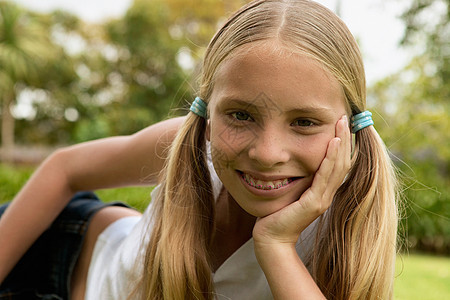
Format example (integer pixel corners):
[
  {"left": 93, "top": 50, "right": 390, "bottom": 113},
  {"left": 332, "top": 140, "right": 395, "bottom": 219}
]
[
  {"left": 253, "top": 239, "right": 297, "bottom": 264},
  {"left": 253, "top": 240, "right": 326, "bottom": 299}
]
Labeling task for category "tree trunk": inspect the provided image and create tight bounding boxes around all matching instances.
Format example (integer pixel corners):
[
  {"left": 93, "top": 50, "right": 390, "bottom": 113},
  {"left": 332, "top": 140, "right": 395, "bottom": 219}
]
[{"left": 1, "top": 92, "right": 15, "bottom": 161}]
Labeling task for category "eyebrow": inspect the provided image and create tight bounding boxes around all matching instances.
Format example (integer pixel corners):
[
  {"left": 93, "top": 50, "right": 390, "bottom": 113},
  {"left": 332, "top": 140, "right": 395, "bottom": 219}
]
[
  {"left": 287, "top": 106, "right": 335, "bottom": 115},
  {"left": 222, "top": 98, "right": 335, "bottom": 115}
]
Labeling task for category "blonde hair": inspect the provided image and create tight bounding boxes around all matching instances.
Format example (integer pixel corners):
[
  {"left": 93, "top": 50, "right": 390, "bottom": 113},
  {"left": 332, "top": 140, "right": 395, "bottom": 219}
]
[{"left": 138, "top": 1, "right": 399, "bottom": 299}]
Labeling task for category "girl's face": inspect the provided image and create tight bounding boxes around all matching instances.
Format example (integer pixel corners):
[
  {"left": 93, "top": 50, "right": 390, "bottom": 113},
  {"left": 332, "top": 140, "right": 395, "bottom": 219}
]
[{"left": 207, "top": 41, "right": 348, "bottom": 217}]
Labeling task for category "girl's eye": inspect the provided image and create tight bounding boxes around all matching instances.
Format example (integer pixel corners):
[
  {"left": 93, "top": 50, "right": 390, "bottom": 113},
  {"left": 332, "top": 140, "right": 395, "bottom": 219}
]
[
  {"left": 292, "top": 119, "right": 315, "bottom": 127},
  {"left": 231, "top": 111, "right": 252, "bottom": 121}
]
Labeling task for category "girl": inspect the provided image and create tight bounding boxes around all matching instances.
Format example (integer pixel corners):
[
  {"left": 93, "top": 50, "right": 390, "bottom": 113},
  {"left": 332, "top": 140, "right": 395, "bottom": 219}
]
[{"left": 0, "top": 0, "right": 399, "bottom": 299}]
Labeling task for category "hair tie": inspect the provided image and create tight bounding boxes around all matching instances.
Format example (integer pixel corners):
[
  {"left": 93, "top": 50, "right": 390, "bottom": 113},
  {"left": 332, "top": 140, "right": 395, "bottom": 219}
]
[
  {"left": 190, "top": 97, "right": 207, "bottom": 118},
  {"left": 351, "top": 111, "right": 374, "bottom": 133}
]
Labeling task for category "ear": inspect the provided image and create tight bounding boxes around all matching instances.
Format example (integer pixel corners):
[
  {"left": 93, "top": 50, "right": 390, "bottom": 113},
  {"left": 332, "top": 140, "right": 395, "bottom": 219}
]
[{"left": 206, "top": 119, "right": 211, "bottom": 141}]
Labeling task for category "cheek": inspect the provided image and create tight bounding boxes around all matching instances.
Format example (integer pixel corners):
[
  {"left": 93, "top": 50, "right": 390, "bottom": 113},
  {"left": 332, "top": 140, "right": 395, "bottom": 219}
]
[
  {"left": 210, "top": 136, "right": 232, "bottom": 170},
  {"left": 209, "top": 125, "right": 241, "bottom": 174},
  {"left": 296, "top": 134, "right": 332, "bottom": 172},
  {"left": 210, "top": 120, "right": 256, "bottom": 155}
]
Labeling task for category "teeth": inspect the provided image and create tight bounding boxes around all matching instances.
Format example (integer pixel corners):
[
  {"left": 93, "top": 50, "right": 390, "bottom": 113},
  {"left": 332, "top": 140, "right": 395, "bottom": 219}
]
[
  {"left": 265, "top": 181, "right": 275, "bottom": 190},
  {"left": 274, "top": 180, "right": 283, "bottom": 189},
  {"left": 242, "top": 173, "right": 293, "bottom": 190},
  {"left": 245, "top": 173, "right": 251, "bottom": 183}
]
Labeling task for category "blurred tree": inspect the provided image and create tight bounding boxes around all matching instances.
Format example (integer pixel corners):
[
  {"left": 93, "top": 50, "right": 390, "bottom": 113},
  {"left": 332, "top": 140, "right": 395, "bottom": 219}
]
[
  {"left": 71, "top": 0, "right": 249, "bottom": 141},
  {"left": 0, "top": 2, "right": 50, "bottom": 154},
  {"left": 163, "top": 0, "right": 248, "bottom": 51},
  {"left": 3, "top": 0, "right": 251, "bottom": 148},
  {"left": 101, "top": 0, "right": 189, "bottom": 133},
  {"left": 400, "top": 0, "right": 449, "bottom": 100},
  {"left": 369, "top": 0, "right": 450, "bottom": 253},
  {"left": 369, "top": 56, "right": 450, "bottom": 253},
  {"left": 0, "top": 2, "right": 77, "bottom": 158}
]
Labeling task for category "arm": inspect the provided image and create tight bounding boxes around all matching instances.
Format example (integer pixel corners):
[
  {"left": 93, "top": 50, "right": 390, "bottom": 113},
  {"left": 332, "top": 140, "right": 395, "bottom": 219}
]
[
  {"left": 0, "top": 116, "right": 185, "bottom": 283},
  {"left": 254, "top": 243, "right": 325, "bottom": 299},
  {"left": 252, "top": 115, "right": 350, "bottom": 299}
]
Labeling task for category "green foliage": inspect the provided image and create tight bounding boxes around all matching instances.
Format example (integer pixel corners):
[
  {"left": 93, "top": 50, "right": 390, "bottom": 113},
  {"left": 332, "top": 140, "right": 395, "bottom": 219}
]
[
  {"left": 0, "top": 1, "right": 79, "bottom": 150},
  {"left": 369, "top": 55, "right": 450, "bottom": 254},
  {"left": 106, "top": 0, "right": 188, "bottom": 99},
  {"left": 74, "top": 117, "right": 111, "bottom": 142}
]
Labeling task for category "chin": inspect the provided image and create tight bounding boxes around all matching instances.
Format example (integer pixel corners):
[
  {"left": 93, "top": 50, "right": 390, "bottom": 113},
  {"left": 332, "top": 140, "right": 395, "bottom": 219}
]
[{"left": 239, "top": 195, "right": 302, "bottom": 218}]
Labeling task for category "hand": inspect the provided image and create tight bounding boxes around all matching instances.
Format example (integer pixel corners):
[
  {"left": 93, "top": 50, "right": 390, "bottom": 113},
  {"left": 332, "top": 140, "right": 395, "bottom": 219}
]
[{"left": 253, "top": 115, "right": 351, "bottom": 247}]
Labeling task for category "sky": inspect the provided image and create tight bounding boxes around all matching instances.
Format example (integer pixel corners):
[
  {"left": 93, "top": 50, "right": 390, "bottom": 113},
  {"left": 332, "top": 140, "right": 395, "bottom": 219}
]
[{"left": 12, "top": 0, "right": 415, "bottom": 85}]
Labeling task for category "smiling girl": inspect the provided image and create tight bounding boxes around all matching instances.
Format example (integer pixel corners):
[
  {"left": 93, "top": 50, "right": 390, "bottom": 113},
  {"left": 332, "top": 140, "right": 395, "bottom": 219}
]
[{"left": 0, "top": 1, "right": 399, "bottom": 299}]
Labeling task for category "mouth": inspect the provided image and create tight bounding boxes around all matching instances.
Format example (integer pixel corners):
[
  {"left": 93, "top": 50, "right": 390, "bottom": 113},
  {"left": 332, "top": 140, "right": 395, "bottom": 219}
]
[{"left": 237, "top": 171, "right": 302, "bottom": 191}]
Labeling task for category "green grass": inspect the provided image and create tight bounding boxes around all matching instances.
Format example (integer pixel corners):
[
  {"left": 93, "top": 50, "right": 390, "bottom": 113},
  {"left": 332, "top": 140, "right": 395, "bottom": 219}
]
[
  {"left": 0, "top": 163, "right": 35, "bottom": 204},
  {"left": 395, "top": 253, "right": 450, "bottom": 299},
  {"left": 0, "top": 163, "right": 152, "bottom": 211},
  {"left": 95, "top": 187, "right": 153, "bottom": 212},
  {"left": 2, "top": 163, "right": 450, "bottom": 298}
]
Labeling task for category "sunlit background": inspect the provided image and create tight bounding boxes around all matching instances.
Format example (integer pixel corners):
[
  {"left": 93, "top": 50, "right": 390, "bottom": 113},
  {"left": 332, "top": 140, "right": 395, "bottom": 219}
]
[
  {"left": 11, "top": 0, "right": 416, "bottom": 84},
  {"left": 1, "top": 0, "right": 449, "bottom": 298}
]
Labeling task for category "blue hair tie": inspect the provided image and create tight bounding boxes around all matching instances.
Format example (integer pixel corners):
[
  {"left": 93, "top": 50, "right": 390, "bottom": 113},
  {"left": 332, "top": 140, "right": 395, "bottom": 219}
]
[
  {"left": 190, "top": 97, "right": 207, "bottom": 118},
  {"left": 351, "top": 111, "right": 374, "bottom": 133}
]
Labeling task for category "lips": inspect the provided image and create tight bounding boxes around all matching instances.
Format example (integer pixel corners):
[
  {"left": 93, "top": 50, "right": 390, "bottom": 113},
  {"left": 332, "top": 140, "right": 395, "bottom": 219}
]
[{"left": 239, "top": 171, "right": 298, "bottom": 190}]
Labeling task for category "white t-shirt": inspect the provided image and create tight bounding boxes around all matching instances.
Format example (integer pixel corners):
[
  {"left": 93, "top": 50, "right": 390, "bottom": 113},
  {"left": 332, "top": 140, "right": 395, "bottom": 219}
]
[{"left": 85, "top": 152, "right": 317, "bottom": 299}]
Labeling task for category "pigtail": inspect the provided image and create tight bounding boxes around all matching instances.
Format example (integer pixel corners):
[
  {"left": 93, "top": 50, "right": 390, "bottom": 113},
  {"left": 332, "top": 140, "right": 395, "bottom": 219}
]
[
  {"left": 141, "top": 113, "right": 215, "bottom": 300},
  {"left": 310, "top": 126, "right": 398, "bottom": 299}
]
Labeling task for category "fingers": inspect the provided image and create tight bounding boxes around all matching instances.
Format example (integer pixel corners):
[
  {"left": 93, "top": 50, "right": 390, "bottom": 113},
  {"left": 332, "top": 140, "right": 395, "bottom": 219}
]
[
  {"left": 326, "top": 115, "right": 351, "bottom": 192},
  {"left": 306, "top": 137, "right": 340, "bottom": 208},
  {"left": 328, "top": 115, "right": 351, "bottom": 189},
  {"left": 335, "top": 115, "right": 351, "bottom": 173}
]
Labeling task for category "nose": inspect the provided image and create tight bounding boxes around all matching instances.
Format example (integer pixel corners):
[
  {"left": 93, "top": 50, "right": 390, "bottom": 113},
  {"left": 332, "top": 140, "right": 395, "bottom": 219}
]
[{"left": 248, "top": 126, "right": 290, "bottom": 168}]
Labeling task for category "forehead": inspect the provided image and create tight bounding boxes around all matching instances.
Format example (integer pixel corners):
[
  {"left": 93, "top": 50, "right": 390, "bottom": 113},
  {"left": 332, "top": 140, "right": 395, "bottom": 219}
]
[{"left": 210, "top": 41, "right": 347, "bottom": 113}]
